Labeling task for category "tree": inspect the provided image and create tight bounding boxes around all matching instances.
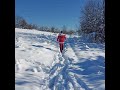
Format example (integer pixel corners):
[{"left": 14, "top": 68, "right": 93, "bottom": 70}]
[
  {"left": 50, "top": 27, "right": 55, "bottom": 33},
  {"left": 31, "top": 24, "right": 38, "bottom": 29},
  {"left": 27, "top": 24, "right": 33, "bottom": 29},
  {"left": 62, "top": 25, "right": 67, "bottom": 34},
  {"left": 15, "top": 16, "right": 24, "bottom": 28},
  {"left": 69, "top": 30, "right": 74, "bottom": 35},
  {"left": 19, "top": 19, "right": 28, "bottom": 29},
  {"left": 15, "top": 15, "right": 40, "bottom": 30},
  {"left": 79, "top": 0, "right": 105, "bottom": 43},
  {"left": 15, "top": 15, "right": 28, "bottom": 29}
]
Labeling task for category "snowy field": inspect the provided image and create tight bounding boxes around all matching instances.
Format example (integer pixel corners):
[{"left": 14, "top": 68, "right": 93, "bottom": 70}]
[{"left": 15, "top": 28, "right": 105, "bottom": 90}]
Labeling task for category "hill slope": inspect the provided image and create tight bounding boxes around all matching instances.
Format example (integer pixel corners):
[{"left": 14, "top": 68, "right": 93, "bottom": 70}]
[{"left": 15, "top": 28, "right": 105, "bottom": 90}]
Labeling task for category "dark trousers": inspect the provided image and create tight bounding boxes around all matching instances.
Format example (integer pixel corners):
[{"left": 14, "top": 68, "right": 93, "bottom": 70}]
[{"left": 59, "top": 43, "right": 64, "bottom": 53}]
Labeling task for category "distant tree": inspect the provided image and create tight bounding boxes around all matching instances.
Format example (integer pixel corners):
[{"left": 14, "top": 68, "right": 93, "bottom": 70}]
[
  {"left": 55, "top": 28, "right": 60, "bottom": 33},
  {"left": 39, "top": 26, "right": 44, "bottom": 31},
  {"left": 27, "top": 24, "right": 33, "bottom": 29},
  {"left": 15, "top": 15, "right": 28, "bottom": 29},
  {"left": 31, "top": 24, "right": 38, "bottom": 29},
  {"left": 62, "top": 25, "right": 67, "bottom": 34},
  {"left": 15, "top": 16, "right": 24, "bottom": 28},
  {"left": 19, "top": 19, "right": 28, "bottom": 29},
  {"left": 69, "top": 30, "right": 74, "bottom": 35},
  {"left": 62, "top": 25, "right": 67, "bottom": 31},
  {"left": 50, "top": 27, "right": 55, "bottom": 33},
  {"left": 15, "top": 15, "right": 40, "bottom": 30}
]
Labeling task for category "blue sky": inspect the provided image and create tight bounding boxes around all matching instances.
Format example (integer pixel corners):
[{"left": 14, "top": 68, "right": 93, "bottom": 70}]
[{"left": 15, "top": 0, "right": 86, "bottom": 30}]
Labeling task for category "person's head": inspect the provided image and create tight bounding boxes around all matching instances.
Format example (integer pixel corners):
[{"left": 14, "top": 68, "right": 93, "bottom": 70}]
[{"left": 60, "top": 31, "right": 63, "bottom": 33}]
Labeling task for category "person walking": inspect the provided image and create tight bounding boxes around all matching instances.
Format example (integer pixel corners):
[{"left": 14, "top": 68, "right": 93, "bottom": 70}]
[{"left": 57, "top": 31, "right": 66, "bottom": 53}]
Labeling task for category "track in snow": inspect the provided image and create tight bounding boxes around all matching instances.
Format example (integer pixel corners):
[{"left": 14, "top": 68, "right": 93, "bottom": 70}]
[{"left": 48, "top": 51, "right": 92, "bottom": 90}]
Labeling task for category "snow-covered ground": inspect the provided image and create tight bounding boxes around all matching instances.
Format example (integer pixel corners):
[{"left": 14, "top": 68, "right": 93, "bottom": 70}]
[{"left": 15, "top": 28, "right": 105, "bottom": 90}]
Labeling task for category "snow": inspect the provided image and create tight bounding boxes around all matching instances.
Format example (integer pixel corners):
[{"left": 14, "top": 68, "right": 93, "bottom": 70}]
[{"left": 15, "top": 28, "right": 105, "bottom": 90}]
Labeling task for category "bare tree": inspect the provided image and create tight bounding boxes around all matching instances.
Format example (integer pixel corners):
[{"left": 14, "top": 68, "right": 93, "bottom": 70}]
[
  {"left": 15, "top": 16, "right": 24, "bottom": 28},
  {"left": 15, "top": 15, "right": 28, "bottom": 29},
  {"left": 20, "top": 19, "right": 28, "bottom": 29},
  {"left": 50, "top": 27, "right": 55, "bottom": 33},
  {"left": 62, "top": 25, "right": 67, "bottom": 34}
]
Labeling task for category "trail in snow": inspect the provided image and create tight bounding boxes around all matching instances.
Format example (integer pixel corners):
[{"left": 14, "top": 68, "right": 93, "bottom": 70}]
[{"left": 48, "top": 48, "right": 92, "bottom": 90}]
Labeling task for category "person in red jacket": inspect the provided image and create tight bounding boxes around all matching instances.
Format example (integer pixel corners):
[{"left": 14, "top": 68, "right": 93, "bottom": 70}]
[{"left": 57, "top": 31, "right": 66, "bottom": 53}]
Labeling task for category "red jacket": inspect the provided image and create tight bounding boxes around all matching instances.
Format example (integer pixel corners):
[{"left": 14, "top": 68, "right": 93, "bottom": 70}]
[{"left": 57, "top": 33, "right": 66, "bottom": 43}]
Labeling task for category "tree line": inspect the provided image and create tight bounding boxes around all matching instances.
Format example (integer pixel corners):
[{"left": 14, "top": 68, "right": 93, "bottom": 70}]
[{"left": 15, "top": 16, "right": 76, "bottom": 35}]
